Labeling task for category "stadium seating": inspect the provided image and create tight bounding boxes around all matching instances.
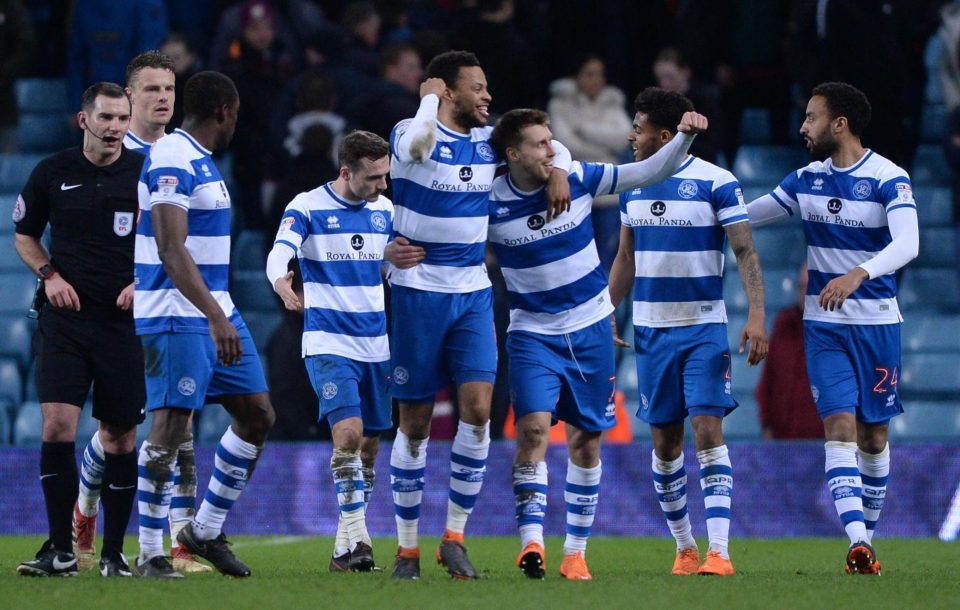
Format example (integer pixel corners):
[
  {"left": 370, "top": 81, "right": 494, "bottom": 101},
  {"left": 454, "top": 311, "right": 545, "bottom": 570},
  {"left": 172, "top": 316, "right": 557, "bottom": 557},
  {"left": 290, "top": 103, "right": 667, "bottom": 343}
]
[
  {"left": 14, "top": 78, "right": 69, "bottom": 114},
  {"left": 197, "top": 404, "right": 233, "bottom": 444},
  {"left": 0, "top": 273, "right": 37, "bottom": 312},
  {"left": 13, "top": 401, "right": 41, "bottom": 447},
  {"left": 0, "top": 191, "right": 18, "bottom": 232},
  {"left": 899, "top": 268, "right": 960, "bottom": 312},
  {"left": 912, "top": 145, "right": 951, "bottom": 187},
  {"left": 917, "top": 226, "right": 958, "bottom": 267},
  {"left": 242, "top": 310, "right": 281, "bottom": 352},
  {"left": 722, "top": 396, "right": 762, "bottom": 439},
  {"left": 732, "top": 146, "right": 809, "bottom": 186},
  {"left": 0, "top": 314, "right": 34, "bottom": 369},
  {"left": 890, "top": 401, "right": 960, "bottom": 440},
  {"left": 747, "top": 225, "right": 807, "bottom": 269},
  {"left": 739, "top": 108, "right": 772, "bottom": 146},
  {"left": 0, "top": 399, "right": 10, "bottom": 445},
  {"left": 730, "top": 353, "right": 762, "bottom": 395},
  {"left": 901, "top": 354, "right": 960, "bottom": 400},
  {"left": 0, "top": 357, "right": 23, "bottom": 405},
  {"left": 0, "top": 153, "right": 46, "bottom": 192},
  {"left": 17, "top": 114, "right": 77, "bottom": 153},
  {"left": 914, "top": 186, "right": 954, "bottom": 226},
  {"left": 920, "top": 103, "right": 947, "bottom": 144},
  {"left": 232, "top": 229, "right": 268, "bottom": 272},
  {"left": 902, "top": 313, "right": 960, "bottom": 353},
  {"left": 231, "top": 270, "right": 279, "bottom": 312}
]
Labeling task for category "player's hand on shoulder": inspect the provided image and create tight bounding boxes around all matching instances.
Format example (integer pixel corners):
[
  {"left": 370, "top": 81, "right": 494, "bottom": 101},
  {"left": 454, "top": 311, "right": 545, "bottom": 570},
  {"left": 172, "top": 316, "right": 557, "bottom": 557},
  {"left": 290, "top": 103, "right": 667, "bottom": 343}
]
[
  {"left": 420, "top": 78, "right": 446, "bottom": 99},
  {"left": 45, "top": 274, "right": 81, "bottom": 311},
  {"left": 273, "top": 271, "right": 303, "bottom": 313},
  {"left": 384, "top": 236, "right": 426, "bottom": 269},
  {"left": 677, "top": 112, "right": 708, "bottom": 135}
]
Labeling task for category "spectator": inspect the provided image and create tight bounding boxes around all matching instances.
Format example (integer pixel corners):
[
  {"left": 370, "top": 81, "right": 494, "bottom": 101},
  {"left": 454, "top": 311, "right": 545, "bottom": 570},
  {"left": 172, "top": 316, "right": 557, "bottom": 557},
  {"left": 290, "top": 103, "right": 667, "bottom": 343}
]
[
  {"left": 754, "top": 264, "right": 823, "bottom": 440},
  {"left": 653, "top": 48, "right": 724, "bottom": 164},
  {"left": 453, "top": 0, "right": 541, "bottom": 113},
  {"left": 221, "top": 0, "right": 296, "bottom": 230},
  {"left": 938, "top": 1, "right": 960, "bottom": 112},
  {"left": 943, "top": 103, "right": 960, "bottom": 225},
  {"left": 340, "top": 1, "right": 382, "bottom": 76},
  {"left": 354, "top": 43, "right": 423, "bottom": 139},
  {"left": 160, "top": 33, "right": 202, "bottom": 130},
  {"left": 281, "top": 71, "right": 346, "bottom": 166},
  {"left": 547, "top": 54, "right": 631, "bottom": 164},
  {"left": 0, "top": 0, "right": 34, "bottom": 153},
  {"left": 67, "top": 0, "right": 168, "bottom": 107}
]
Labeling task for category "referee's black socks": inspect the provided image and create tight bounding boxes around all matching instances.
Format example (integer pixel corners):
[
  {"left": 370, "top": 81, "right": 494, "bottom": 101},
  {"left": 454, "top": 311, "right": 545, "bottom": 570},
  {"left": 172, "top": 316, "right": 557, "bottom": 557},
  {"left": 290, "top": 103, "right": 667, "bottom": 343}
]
[
  {"left": 40, "top": 441, "right": 79, "bottom": 553},
  {"left": 100, "top": 450, "right": 138, "bottom": 558}
]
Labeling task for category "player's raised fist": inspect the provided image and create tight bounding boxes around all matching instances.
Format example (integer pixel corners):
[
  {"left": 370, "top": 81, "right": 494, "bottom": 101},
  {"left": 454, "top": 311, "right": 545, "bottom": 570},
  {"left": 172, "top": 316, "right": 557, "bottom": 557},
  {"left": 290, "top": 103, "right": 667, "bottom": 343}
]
[
  {"left": 420, "top": 77, "right": 446, "bottom": 99},
  {"left": 677, "top": 111, "right": 708, "bottom": 135}
]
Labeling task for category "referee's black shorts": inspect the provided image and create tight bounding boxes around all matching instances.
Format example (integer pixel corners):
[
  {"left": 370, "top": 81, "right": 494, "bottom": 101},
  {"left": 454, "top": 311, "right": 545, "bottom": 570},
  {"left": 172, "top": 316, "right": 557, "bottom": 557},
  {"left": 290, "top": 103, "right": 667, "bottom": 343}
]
[{"left": 33, "top": 308, "right": 146, "bottom": 428}]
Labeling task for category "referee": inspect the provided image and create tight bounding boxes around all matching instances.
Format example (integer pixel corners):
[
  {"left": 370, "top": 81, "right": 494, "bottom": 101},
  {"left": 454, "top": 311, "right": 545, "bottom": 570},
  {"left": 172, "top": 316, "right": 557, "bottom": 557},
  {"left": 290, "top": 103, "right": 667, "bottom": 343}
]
[{"left": 14, "top": 82, "right": 145, "bottom": 578}]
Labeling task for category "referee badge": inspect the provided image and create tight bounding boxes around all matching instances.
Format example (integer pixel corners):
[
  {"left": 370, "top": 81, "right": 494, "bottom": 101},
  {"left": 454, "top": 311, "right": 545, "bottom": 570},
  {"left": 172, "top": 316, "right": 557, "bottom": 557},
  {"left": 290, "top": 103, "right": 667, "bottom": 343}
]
[{"left": 113, "top": 212, "right": 134, "bottom": 236}]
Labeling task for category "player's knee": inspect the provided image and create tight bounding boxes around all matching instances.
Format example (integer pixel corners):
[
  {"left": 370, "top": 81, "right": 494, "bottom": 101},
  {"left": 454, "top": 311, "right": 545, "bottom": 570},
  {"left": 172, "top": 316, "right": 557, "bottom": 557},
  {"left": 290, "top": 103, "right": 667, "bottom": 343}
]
[
  {"left": 98, "top": 422, "right": 138, "bottom": 454},
  {"left": 517, "top": 421, "right": 548, "bottom": 451},
  {"left": 40, "top": 408, "right": 77, "bottom": 442}
]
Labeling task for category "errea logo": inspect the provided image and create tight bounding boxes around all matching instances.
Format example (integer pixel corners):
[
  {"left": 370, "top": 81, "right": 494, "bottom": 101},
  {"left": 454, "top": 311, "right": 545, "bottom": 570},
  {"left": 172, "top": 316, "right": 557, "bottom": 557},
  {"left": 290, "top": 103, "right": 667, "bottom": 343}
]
[{"left": 327, "top": 215, "right": 340, "bottom": 229}]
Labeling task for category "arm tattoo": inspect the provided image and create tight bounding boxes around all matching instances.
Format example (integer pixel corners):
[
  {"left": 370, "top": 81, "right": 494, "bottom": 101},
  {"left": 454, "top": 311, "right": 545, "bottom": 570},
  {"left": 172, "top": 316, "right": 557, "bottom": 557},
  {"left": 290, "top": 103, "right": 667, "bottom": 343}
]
[{"left": 726, "top": 221, "right": 765, "bottom": 312}]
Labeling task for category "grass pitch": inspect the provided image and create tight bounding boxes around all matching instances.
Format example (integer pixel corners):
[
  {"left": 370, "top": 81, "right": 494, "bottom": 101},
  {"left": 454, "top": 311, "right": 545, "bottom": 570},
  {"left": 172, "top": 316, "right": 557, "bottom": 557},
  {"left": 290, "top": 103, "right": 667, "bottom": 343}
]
[{"left": 4, "top": 536, "right": 957, "bottom": 609}]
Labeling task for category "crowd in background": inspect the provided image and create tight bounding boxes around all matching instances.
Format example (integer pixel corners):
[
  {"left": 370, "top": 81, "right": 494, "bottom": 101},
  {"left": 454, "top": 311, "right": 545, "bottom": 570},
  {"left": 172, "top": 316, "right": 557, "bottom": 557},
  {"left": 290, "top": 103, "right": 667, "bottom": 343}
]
[{"left": 2, "top": 0, "right": 959, "bottom": 442}]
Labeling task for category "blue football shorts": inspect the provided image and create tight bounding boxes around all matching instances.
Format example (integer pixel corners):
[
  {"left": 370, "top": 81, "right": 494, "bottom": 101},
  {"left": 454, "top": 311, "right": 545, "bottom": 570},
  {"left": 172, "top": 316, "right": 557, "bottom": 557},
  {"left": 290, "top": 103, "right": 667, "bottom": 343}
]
[
  {"left": 141, "top": 322, "right": 268, "bottom": 411},
  {"left": 305, "top": 354, "right": 392, "bottom": 435},
  {"left": 507, "top": 317, "right": 617, "bottom": 432},
  {"left": 632, "top": 323, "right": 737, "bottom": 426},
  {"left": 389, "top": 284, "right": 497, "bottom": 401},
  {"left": 804, "top": 320, "right": 903, "bottom": 424}
]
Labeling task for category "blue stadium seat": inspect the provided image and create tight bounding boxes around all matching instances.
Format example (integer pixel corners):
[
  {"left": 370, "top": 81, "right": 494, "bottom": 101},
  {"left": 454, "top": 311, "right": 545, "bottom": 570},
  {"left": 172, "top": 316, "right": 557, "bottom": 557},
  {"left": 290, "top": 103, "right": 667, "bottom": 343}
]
[
  {"left": 0, "top": 356, "right": 23, "bottom": 405},
  {"left": 914, "top": 186, "right": 955, "bottom": 226},
  {"left": 901, "top": 354, "right": 960, "bottom": 399},
  {"left": 0, "top": 272, "right": 38, "bottom": 311},
  {"left": 902, "top": 313, "right": 960, "bottom": 353},
  {"left": 917, "top": 227, "right": 957, "bottom": 267},
  {"left": 0, "top": 313, "right": 34, "bottom": 368},
  {"left": 889, "top": 401, "right": 960, "bottom": 440},
  {"left": 24, "top": 360, "right": 37, "bottom": 400},
  {"left": 912, "top": 145, "right": 951, "bottom": 187},
  {"left": 749, "top": 225, "right": 807, "bottom": 269},
  {"left": 732, "top": 146, "right": 809, "bottom": 186},
  {"left": 0, "top": 236, "right": 31, "bottom": 270},
  {"left": 899, "top": 268, "right": 960, "bottom": 312},
  {"left": 15, "top": 78, "right": 69, "bottom": 114},
  {"left": 739, "top": 108, "right": 772, "bottom": 145},
  {"left": 18, "top": 114, "right": 78, "bottom": 154},
  {"left": 197, "top": 404, "right": 233, "bottom": 444},
  {"left": 0, "top": 399, "right": 10, "bottom": 445},
  {"left": 242, "top": 310, "right": 281, "bottom": 352},
  {"left": 231, "top": 270, "right": 279, "bottom": 313},
  {"left": 0, "top": 191, "right": 19, "bottom": 232},
  {"left": 13, "top": 400, "right": 41, "bottom": 447},
  {"left": 616, "top": 353, "right": 638, "bottom": 405},
  {"left": 730, "top": 354, "right": 762, "bottom": 395},
  {"left": 0, "top": 153, "right": 46, "bottom": 192},
  {"left": 763, "top": 268, "right": 802, "bottom": 313},
  {"left": 723, "top": 273, "right": 749, "bottom": 314},
  {"left": 920, "top": 103, "right": 947, "bottom": 144},
  {"left": 232, "top": 230, "right": 267, "bottom": 272},
  {"left": 722, "top": 396, "right": 762, "bottom": 439}
]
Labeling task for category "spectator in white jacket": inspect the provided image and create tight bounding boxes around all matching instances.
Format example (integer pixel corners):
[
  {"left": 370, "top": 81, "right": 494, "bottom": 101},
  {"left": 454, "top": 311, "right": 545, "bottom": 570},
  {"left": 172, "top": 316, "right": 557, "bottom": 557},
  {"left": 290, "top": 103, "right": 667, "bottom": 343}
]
[{"left": 547, "top": 54, "right": 631, "bottom": 164}]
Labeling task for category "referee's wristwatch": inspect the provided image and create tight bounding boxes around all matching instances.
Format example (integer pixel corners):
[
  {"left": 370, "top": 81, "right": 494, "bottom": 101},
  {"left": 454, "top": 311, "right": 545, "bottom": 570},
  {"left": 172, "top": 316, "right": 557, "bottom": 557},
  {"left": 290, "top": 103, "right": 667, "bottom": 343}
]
[{"left": 37, "top": 263, "right": 57, "bottom": 280}]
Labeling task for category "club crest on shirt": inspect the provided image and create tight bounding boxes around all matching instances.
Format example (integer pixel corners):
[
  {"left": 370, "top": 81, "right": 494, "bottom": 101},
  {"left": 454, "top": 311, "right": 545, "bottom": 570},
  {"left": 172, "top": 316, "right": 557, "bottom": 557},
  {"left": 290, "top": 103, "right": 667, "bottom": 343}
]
[
  {"left": 853, "top": 179, "right": 872, "bottom": 199},
  {"left": 322, "top": 381, "right": 338, "bottom": 400},
  {"left": 113, "top": 211, "right": 134, "bottom": 236},
  {"left": 678, "top": 179, "right": 698, "bottom": 199},
  {"left": 370, "top": 211, "right": 387, "bottom": 232},
  {"left": 475, "top": 142, "right": 495, "bottom": 162}
]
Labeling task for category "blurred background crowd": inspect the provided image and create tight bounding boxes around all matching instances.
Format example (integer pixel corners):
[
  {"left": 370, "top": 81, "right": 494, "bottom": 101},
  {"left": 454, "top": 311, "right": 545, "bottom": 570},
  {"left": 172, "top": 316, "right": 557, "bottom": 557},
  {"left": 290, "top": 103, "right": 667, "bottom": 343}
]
[{"left": 0, "top": 0, "right": 957, "bottom": 446}]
